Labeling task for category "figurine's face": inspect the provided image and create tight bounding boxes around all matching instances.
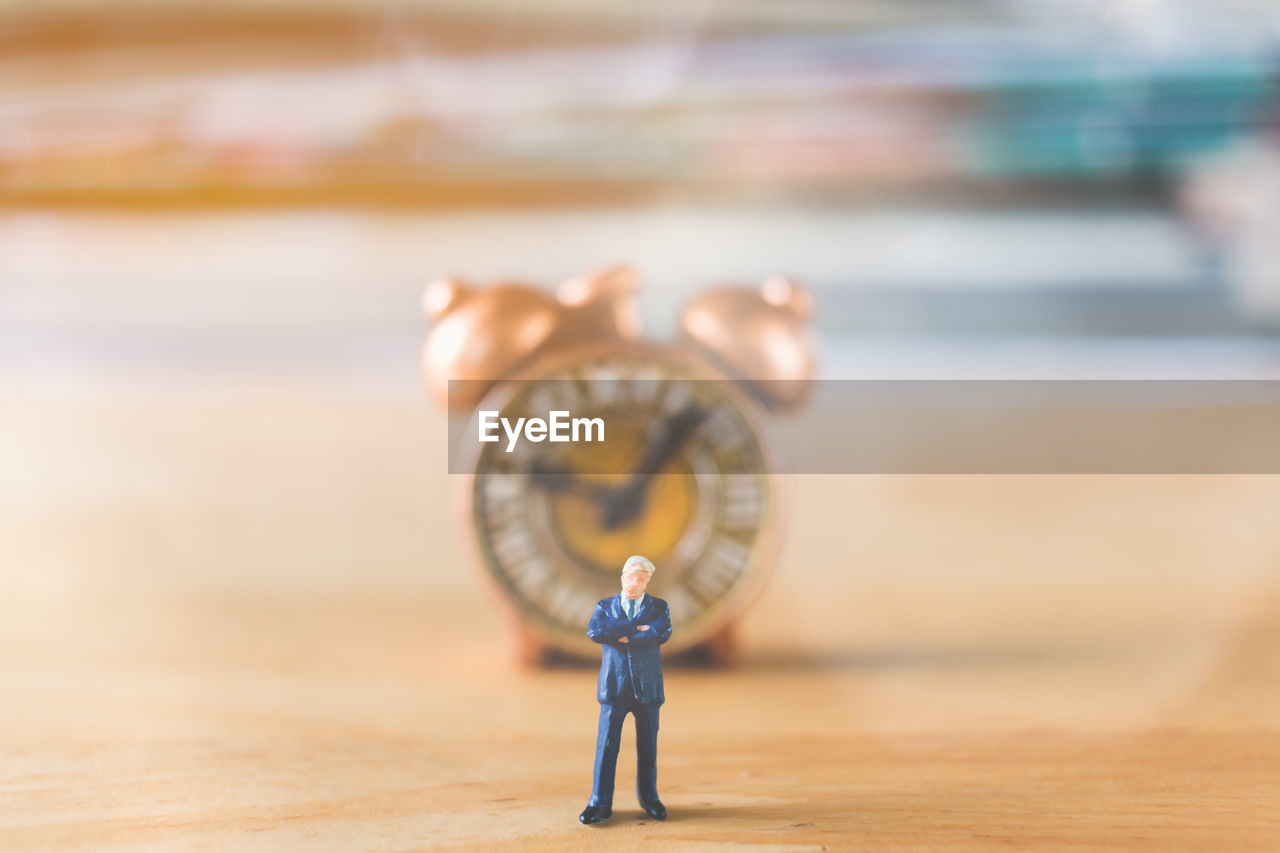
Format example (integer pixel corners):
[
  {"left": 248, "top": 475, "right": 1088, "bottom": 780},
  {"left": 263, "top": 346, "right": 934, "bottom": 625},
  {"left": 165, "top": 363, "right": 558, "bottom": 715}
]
[{"left": 621, "top": 566, "right": 651, "bottom": 599}]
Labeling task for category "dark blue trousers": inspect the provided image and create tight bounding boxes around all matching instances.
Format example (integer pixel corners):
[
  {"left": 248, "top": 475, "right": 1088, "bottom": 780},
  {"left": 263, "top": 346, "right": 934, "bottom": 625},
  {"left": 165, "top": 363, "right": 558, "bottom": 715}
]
[{"left": 588, "top": 690, "right": 660, "bottom": 808}]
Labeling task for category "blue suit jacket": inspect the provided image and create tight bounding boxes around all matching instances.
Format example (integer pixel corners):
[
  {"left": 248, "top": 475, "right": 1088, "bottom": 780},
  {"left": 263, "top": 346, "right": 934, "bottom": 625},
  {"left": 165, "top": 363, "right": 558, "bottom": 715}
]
[{"left": 587, "top": 594, "right": 672, "bottom": 705}]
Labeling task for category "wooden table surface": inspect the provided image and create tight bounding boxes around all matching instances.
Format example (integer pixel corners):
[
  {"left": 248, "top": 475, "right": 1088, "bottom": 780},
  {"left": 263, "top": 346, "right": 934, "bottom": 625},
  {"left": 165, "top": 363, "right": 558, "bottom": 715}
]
[{"left": 3, "top": 393, "right": 1279, "bottom": 851}]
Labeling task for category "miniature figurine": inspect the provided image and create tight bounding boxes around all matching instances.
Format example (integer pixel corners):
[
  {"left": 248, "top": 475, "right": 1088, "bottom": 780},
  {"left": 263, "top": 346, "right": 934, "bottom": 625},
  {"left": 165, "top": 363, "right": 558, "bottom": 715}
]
[{"left": 579, "top": 555, "right": 673, "bottom": 825}]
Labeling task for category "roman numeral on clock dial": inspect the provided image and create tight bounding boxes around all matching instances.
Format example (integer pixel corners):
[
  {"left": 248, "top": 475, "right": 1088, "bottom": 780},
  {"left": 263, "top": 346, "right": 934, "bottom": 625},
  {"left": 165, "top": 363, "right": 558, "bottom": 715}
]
[
  {"left": 720, "top": 476, "right": 764, "bottom": 530},
  {"left": 479, "top": 473, "right": 524, "bottom": 528},
  {"left": 684, "top": 536, "right": 751, "bottom": 603},
  {"left": 544, "top": 580, "right": 598, "bottom": 628},
  {"left": 524, "top": 378, "right": 583, "bottom": 420},
  {"left": 664, "top": 586, "right": 699, "bottom": 625}
]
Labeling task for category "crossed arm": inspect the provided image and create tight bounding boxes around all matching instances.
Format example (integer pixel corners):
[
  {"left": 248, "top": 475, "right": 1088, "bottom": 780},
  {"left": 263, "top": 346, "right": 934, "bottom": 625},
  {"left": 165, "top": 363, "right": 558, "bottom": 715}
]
[{"left": 587, "top": 602, "right": 673, "bottom": 648}]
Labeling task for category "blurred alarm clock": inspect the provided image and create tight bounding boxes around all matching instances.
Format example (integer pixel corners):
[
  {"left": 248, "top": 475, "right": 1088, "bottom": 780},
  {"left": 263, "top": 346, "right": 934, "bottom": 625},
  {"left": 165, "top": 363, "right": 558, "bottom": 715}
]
[{"left": 421, "top": 266, "right": 814, "bottom": 664}]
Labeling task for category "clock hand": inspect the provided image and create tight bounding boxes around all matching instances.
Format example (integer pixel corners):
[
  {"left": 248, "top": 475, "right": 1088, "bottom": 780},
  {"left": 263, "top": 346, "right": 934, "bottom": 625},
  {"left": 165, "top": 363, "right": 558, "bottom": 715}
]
[
  {"left": 599, "top": 404, "right": 709, "bottom": 530},
  {"left": 527, "top": 458, "right": 614, "bottom": 503}
]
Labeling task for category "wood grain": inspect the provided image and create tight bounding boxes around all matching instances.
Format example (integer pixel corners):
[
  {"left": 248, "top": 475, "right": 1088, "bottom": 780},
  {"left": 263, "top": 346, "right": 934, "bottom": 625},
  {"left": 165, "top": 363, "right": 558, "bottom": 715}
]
[{"left": 2, "top": 395, "right": 1279, "bottom": 850}]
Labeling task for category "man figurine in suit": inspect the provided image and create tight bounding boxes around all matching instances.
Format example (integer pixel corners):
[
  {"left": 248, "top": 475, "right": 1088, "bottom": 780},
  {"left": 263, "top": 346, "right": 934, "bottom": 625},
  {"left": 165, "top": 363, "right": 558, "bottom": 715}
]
[{"left": 579, "top": 554, "right": 673, "bottom": 825}]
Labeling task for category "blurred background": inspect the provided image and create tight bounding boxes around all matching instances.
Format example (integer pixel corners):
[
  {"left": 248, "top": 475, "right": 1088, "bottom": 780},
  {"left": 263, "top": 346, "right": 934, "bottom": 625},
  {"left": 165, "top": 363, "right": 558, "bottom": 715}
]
[
  {"left": 4, "top": 1, "right": 1280, "bottom": 849},
  {"left": 6, "top": 0, "right": 1280, "bottom": 390}
]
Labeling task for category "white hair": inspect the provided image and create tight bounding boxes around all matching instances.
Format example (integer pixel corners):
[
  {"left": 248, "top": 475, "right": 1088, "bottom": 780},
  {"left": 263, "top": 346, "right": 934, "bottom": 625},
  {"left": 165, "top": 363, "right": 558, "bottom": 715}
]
[{"left": 623, "top": 555, "right": 656, "bottom": 577}]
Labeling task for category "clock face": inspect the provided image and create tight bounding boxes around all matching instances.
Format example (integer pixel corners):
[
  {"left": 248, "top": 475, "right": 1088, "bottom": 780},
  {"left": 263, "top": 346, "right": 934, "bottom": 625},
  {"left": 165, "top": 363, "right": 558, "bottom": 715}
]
[{"left": 465, "top": 345, "right": 775, "bottom": 656}]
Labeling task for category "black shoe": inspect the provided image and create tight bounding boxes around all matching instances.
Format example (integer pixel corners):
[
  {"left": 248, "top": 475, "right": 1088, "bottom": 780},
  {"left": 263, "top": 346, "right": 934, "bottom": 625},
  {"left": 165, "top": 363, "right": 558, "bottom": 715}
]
[
  {"left": 639, "top": 799, "right": 666, "bottom": 821},
  {"left": 579, "top": 804, "right": 612, "bottom": 825}
]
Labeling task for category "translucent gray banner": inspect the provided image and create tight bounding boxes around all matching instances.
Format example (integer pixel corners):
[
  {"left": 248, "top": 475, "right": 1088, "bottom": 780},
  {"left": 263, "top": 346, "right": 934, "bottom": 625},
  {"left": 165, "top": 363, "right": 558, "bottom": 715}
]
[{"left": 448, "top": 380, "right": 1280, "bottom": 474}]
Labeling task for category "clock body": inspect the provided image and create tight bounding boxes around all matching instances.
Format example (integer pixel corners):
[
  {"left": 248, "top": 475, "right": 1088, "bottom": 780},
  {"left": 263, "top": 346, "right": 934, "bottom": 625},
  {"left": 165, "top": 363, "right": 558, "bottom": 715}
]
[{"left": 458, "top": 342, "right": 779, "bottom": 660}]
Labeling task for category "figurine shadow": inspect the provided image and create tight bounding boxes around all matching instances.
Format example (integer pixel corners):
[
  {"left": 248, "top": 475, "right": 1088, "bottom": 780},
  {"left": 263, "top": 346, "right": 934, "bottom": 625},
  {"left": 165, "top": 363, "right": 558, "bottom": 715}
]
[
  {"left": 641, "top": 804, "right": 753, "bottom": 824},
  {"left": 585, "top": 804, "right": 756, "bottom": 827}
]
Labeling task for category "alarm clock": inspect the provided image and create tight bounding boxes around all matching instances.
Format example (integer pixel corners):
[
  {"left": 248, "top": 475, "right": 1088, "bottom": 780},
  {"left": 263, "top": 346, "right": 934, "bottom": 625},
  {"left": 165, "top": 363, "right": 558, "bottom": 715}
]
[{"left": 421, "top": 266, "right": 814, "bottom": 663}]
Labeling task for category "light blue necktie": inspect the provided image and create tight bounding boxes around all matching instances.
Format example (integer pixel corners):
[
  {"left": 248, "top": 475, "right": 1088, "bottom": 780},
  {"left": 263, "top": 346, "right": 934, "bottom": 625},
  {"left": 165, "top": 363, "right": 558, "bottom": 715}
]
[{"left": 626, "top": 599, "right": 635, "bottom": 620}]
